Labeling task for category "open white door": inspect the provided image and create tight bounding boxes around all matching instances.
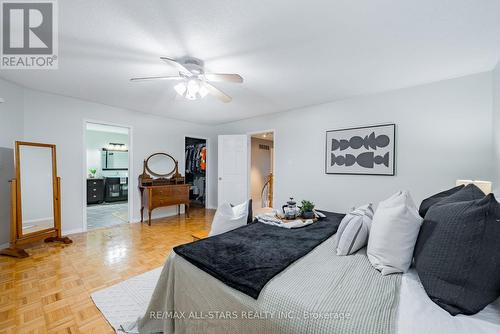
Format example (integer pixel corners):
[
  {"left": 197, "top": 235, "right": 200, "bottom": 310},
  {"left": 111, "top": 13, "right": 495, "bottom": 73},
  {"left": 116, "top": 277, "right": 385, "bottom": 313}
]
[{"left": 218, "top": 135, "right": 248, "bottom": 206}]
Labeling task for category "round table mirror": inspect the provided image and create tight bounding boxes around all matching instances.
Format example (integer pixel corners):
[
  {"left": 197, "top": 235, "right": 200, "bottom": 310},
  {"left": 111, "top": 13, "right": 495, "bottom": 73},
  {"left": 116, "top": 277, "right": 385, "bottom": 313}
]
[{"left": 145, "top": 153, "right": 177, "bottom": 177}]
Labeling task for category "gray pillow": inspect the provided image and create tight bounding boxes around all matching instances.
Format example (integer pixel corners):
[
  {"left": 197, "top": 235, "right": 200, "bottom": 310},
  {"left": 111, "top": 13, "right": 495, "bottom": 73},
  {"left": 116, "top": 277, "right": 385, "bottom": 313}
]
[
  {"left": 367, "top": 191, "right": 423, "bottom": 275},
  {"left": 336, "top": 204, "right": 374, "bottom": 256}
]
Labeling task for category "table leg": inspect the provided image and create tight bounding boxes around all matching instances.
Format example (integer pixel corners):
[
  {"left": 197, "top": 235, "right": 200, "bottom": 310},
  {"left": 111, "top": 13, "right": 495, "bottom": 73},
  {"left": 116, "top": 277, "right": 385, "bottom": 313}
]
[{"left": 148, "top": 210, "right": 152, "bottom": 226}]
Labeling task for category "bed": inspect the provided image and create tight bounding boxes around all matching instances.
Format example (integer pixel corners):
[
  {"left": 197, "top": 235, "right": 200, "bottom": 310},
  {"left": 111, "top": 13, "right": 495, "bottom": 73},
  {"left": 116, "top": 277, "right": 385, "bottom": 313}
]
[{"left": 117, "top": 231, "right": 500, "bottom": 334}]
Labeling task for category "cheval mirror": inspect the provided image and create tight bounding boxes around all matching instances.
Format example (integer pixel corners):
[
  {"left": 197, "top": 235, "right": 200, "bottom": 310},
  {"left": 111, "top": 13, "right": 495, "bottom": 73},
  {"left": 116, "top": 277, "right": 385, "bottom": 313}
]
[{"left": 0, "top": 141, "right": 72, "bottom": 258}]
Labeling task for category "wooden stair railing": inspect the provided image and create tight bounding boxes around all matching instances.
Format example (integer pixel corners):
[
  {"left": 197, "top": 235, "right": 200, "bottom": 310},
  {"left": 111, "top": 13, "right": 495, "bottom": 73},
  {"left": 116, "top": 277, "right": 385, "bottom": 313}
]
[{"left": 260, "top": 172, "right": 273, "bottom": 208}]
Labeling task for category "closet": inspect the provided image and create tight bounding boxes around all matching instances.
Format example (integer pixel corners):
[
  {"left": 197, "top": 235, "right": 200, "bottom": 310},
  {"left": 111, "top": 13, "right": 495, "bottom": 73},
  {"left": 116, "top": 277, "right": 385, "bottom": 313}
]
[{"left": 185, "top": 137, "right": 207, "bottom": 207}]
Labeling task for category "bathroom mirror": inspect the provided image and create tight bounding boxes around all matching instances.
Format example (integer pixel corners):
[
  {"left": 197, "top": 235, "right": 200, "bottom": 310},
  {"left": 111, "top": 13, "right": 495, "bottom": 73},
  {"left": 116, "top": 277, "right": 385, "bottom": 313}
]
[
  {"left": 145, "top": 152, "right": 177, "bottom": 177},
  {"left": 0, "top": 142, "right": 71, "bottom": 259},
  {"left": 101, "top": 149, "right": 128, "bottom": 170}
]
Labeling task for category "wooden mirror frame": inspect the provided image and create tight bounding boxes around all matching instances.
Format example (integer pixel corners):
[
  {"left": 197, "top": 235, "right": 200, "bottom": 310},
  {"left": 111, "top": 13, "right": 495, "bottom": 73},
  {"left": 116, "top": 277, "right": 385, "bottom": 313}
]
[
  {"left": 144, "top": 152, "right": 178, "bottom": 178},
  {"left": 0, "top": 141, "right": 72, "bottom": 259},
  {"left": 138, "top": 152, "right": 184, "bottom": 187}
]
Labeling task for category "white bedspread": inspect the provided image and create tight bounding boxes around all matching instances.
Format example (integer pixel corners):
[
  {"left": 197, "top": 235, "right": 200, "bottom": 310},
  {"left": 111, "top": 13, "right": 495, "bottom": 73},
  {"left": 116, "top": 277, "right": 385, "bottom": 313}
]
[
  {"left": 398, "top": 269, "right": 500, "bottom": 334},
  {"left": 94, "top": 235, "right": 500, "bottom": 334}
]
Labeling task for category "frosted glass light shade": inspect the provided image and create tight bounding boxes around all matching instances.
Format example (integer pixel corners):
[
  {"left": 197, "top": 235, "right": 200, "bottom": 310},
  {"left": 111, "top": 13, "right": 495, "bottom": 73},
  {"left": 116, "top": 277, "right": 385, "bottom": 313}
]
[
  {"left": 199, "top": 84, "right": 209, "bottom": 97},
  {"left": 186, "top": 79, "right": 200, "bottom": 95},
  {"left": 173, "top": 79, "right": 209, "bottom": 100},
  {"left": 174, "top": 82, "right": 186, "bottom": 95}
]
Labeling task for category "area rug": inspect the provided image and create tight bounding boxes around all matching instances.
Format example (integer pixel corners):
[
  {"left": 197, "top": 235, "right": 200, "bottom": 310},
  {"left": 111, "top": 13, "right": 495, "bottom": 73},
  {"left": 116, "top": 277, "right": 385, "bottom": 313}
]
[{"left": 91, "top": 267, "right": 162, "bottom": 332}]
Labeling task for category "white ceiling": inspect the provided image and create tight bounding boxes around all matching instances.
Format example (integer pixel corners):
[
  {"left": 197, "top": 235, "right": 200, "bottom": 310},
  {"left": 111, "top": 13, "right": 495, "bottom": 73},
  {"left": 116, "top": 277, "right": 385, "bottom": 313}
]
[{"left": 1, "top": 0, "right": 500, "bottom": 125}]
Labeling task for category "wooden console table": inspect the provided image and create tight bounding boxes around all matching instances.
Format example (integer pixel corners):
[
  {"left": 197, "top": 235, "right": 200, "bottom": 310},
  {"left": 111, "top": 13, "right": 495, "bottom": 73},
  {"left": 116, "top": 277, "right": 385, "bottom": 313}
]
[{"left": 140, "top": 184, "right": 190, "bottom": 225}]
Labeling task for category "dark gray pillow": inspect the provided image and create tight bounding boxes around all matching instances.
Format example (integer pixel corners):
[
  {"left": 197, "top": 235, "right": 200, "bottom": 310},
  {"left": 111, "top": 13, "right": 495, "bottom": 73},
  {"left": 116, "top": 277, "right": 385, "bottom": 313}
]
[
  {"left": 414, "top": 190, "right": 500, "bottom": 315},
  {"left": 247, "top": 199, "right": 253, "bottom": 224},
  {"left": 418, "top": 184, "right": 465, "bottom": 218}
]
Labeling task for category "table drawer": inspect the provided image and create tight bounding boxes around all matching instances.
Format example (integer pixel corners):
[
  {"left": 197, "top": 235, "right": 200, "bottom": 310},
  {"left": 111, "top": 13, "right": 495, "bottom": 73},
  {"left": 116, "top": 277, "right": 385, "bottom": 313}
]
[{"left": 151, "top": 186, "right": 188, "bottom": 198}]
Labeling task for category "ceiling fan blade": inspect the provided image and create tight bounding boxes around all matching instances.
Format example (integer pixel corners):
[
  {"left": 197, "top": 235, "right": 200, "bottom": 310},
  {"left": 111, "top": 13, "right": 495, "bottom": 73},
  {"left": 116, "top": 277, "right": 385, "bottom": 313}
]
[
  {"left": 160, "top": 56, "right": 191, "bottom": 75},
  {"left": 204, "top": 73, "right": 243, "bottom": 83},
  {"left": 203, "top": 82, "right": 232, "bottom": 103},
  {"left": 130, "top": 76, "right": 183, "bottom": 82}
]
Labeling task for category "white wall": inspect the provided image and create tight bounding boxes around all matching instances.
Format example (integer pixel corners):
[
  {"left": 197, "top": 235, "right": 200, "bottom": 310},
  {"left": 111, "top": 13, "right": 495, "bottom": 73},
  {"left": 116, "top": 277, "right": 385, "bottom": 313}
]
[
  {"left": 250, "top": 137, "right": 273, "bottom": 208},
  {"left": 493, "top": 62, "right": 500, "bottom": 193},
  {"left": 215, "top": 72, "right": 493, "bottom": 212},
  {"left": 0, "top": 79, "right": 23, "bottom": 246},
  {"left": 0, "top": 147, "right": 14, "bottom": 246},
  {"left": 20, "top": 88, "right": 215, "bottom": 234},
  {"left": 0, "top": 79, "right": 23, "bottom": 149},
  {"left": 86, "top": 130, "right": 129, "bottom": 178},
  {"left": 0, "top": 70, "right": 496, "bottom": 239}
]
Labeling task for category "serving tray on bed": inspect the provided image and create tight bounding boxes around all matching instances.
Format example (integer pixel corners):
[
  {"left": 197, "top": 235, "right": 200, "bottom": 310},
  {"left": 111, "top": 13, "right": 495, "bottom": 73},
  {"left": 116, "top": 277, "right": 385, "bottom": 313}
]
[{"left": 277, "top": 215, "right": 318, "bottom": 223}]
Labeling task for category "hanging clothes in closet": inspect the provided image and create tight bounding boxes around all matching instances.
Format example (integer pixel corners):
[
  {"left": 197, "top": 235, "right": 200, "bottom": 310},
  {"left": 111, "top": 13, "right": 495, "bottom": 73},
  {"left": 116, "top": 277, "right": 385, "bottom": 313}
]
[
  {"left": 185, "top": 142, "right": 206, "bottom": 205},
  {"left": 185, "top": 144, "right": 206, "bottom": 173}
]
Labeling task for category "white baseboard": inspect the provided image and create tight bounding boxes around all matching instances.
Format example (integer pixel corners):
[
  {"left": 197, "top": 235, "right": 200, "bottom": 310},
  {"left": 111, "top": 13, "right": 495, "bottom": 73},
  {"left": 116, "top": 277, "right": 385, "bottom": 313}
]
[
  {"left": 131, "top": 210, "right": 184, "bottom": 224},
  {"left": 22, "top": 217, "right": 53, "bottom": 229},
  {"left": 62, "top": 227, "right": 84, "bottom": 235},
  {"left": 0, "top": 242, "right": 10, "bottom": 249},
  {"left": 63, "top": 210, "right": 204, "bottom": 236},
  {"left": 23, "top": 217, "right": 53, "bottom": 224}
]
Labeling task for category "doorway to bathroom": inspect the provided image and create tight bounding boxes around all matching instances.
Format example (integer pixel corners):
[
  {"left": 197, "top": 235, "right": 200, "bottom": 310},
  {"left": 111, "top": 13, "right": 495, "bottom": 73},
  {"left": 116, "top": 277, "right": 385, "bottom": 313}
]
[{"left": 85, "top": 122, "right": 130, "bottom": 230}]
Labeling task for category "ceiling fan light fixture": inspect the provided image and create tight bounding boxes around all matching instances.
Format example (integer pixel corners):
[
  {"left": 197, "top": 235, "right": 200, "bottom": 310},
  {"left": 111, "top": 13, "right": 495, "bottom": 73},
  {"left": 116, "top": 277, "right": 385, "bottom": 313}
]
[
  {"left": 134, "top": 56, "right": 242, "bottom": 103},
  {"left": 175, "top": 80, "right": 206, "bottom": 100}
]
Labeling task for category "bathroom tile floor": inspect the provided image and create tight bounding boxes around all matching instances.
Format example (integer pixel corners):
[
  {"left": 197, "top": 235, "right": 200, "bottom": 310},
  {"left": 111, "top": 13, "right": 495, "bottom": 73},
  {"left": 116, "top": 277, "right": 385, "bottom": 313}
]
[{"left": 86, "top": 202, "right": 129, "bottom": 230}]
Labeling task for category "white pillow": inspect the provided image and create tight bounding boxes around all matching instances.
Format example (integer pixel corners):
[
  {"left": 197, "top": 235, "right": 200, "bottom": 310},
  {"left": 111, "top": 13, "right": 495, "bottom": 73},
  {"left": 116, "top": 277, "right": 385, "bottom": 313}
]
[
  {"left": 336, "top": 204, "right": 374, "bottom": 256},
  {"left": 208, "top": 200, "right": 250, "bottom": 236},
  {"left": 367, "top": 191, "right": 423, "bottom": 275}
]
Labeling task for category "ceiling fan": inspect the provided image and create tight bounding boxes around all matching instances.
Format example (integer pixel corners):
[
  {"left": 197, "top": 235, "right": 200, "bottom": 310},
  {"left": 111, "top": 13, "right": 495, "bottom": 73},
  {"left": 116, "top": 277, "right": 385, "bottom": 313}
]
[{"left": 130, "top": 56, "right": 243, "bottom": 103}]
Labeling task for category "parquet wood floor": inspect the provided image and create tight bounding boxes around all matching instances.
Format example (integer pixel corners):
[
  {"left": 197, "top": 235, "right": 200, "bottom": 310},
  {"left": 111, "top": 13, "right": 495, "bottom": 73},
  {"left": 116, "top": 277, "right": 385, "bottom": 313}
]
[{"left": 0, "top": 208, "right": 214, "bottom": 334}]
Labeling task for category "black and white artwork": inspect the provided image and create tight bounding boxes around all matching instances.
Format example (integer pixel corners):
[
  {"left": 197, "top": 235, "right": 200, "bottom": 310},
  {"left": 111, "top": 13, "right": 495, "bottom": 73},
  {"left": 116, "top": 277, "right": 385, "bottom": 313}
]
[{"left": 325, "top": 124, "right": 395, "bottom": 175}]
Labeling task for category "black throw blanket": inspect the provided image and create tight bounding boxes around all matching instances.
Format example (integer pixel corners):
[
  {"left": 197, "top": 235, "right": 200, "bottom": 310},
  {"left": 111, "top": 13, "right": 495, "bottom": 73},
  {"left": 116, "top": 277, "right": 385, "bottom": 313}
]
[{"left": 174, "top": 211, "right": 344, "bottom": 299}]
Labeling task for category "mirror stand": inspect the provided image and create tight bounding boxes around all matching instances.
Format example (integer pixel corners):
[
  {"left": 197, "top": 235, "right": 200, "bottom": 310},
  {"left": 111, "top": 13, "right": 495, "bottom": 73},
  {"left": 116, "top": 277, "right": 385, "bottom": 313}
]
[{"left": 0, "top": 177, "right": 72, "bottom": 258}]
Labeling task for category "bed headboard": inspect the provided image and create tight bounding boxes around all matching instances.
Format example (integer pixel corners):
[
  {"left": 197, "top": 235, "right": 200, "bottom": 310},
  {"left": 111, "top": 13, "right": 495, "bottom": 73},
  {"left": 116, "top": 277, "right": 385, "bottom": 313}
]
[{"left": 456, "top": 180, "right": 492, "bottom": 194}]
